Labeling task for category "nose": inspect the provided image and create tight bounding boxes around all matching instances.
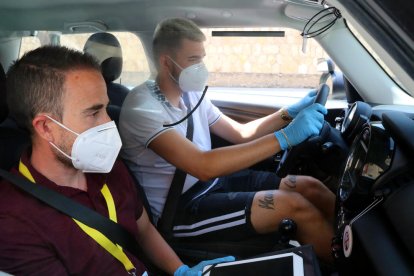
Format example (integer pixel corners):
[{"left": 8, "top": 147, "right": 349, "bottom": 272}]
[
  {"left": 103, "top": 109, "right": 112, "bottom": 123},
  {"left": 97, "top": 107, "right": 112, "bottom": 125}
]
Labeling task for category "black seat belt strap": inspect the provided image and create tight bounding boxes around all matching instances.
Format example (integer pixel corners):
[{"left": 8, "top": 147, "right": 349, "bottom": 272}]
[{"left": 158, "top": 92, "right": 194, "bottom": 239}]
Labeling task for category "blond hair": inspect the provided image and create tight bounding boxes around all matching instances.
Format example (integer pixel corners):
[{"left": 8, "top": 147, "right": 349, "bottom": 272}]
[{"left": 152, "top": 17, "right": 206, "bottom": 70}]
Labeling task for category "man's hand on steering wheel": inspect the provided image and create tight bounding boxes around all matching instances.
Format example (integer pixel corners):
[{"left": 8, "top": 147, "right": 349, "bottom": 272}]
[
  {"left": 275, "top": 103, "right": 327, "bottom": 151},
  {"left": 275, "top": 84, "right": 330, "bottom": 178},
  {"left": 286, "top": 90, "right": 318, "bottom": 119}
]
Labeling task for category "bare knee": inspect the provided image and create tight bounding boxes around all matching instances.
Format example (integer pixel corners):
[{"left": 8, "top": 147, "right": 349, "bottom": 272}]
[
  {"left": 280, "top": 192, "right": 323, "bottom": 224},
  {"left": 280, "top": 175, "right": 328, "bottom": 199},
  {"left": 300, "top": 176, "right": 326, "bottom": 200}
]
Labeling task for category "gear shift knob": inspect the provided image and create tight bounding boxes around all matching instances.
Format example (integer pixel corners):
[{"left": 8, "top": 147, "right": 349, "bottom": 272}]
[{"left": 278, "top": 218, "right": 297, "bottom": 244}]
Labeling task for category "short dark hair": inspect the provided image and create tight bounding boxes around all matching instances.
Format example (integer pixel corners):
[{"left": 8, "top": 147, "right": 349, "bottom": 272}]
[
  {"left": 152, "top": 18, "right": 206, "bottom": 70},
  {"left": 6, "top": 45, "right": 101, "bottom": 134}
]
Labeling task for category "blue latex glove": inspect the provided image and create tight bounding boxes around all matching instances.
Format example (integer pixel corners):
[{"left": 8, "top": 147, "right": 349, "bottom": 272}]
[
  {"left": 275, "top": 103, "right": 327, "bottom": 150},
  {"left": 174, "top": 256, "right": 235, "bottom": 276},
  {"left": 286, "top": 90, "right": 317, "bottom": 119}
]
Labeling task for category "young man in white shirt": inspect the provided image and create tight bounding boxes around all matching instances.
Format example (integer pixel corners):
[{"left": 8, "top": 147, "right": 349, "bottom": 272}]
[{"left": 120, "top": 18, "right": 335, "bottom": 262}]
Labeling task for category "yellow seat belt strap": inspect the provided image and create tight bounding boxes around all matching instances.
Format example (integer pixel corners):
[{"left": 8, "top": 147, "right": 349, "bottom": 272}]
[
  {"left": 18, "top": 161, "right": 136, "bottom": 273},
  {"left": 101, "top": 184, "right": 117, "bottom": 222},
  {"left": 18, "top": 161, "right": 35, "bottom": 183},
  {"left": 73, "top": 220, "right": 134, "bottom": 272}
]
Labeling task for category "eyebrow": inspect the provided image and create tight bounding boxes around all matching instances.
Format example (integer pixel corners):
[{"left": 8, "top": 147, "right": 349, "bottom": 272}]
[
  {"left": 188, "top": 53, "right": 206, "bottom": 60},
  {"left": 82, "top": 102, "right": 110, "bottom": 114}
]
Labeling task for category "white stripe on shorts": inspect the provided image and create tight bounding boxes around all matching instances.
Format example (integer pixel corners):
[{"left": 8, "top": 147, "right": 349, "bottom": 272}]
[{"left": 172, "top": 210, "right": 246, "bottom": 237}]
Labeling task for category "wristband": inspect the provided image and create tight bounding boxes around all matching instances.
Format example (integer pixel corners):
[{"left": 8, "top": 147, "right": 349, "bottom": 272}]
[
  {"left": 280, "top": 129, "right": 292, "bottom": 149},
  {"left": 280, "top": 108, "right": 293, "bottom": 122}
]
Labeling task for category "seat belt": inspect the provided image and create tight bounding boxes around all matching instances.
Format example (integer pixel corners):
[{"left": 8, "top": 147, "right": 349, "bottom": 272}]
[
  {"left": 18, "top": 161, "right": 136, "bottom": 274},
  {"left": 158, "top": 92, "right": 194, "bottom": 239},
  {"left": 0, "top": 167, "right": 143, "bottom": 274}
]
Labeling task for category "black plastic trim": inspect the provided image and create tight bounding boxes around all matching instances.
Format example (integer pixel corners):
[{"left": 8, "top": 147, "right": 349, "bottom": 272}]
[{"left": 382, "top": 111, "right": 414, "bottom": 159}]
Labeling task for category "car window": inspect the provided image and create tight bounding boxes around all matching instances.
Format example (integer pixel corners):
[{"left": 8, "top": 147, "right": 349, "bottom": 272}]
[
  {"left": 19, "top": 32, "right": 150, "bottom": 89},
  {"left": 201, "top": 27, "right": 332, "bottom": 90},
  {"left": 19, "top": 28, "right": 332, "bottom": 92}
]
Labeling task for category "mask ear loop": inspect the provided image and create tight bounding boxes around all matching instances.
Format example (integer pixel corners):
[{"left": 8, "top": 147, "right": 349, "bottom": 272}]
[
  {"left": 167, "top": 56, "right": 184, "bottom": 70},
  {"left": 166, "top": 56, "right": 182, "bottom": 84},
  {"left": 49, "top": 141, "right": 76, "bottom": 161},
  {"left": 44, "top": 115, "right": 80, "bottom": 136},
  {"left": 163, "top": 85, "right": 208, "bottom": 127},
  {"left": 44, "top": 115, "right": 79, "bottom": 161}
]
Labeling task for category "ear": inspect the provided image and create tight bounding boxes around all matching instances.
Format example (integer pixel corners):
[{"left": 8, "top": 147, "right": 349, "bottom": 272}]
[
  {"left": 159, "top": 54, "right": 172, "bottom": 72},
  {"left": 32, "top": 114, "right": 56, "bottom": 143}
]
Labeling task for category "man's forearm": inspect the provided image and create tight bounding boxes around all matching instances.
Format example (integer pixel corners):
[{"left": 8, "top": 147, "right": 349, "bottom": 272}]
[
  {"left": 195, "top": 133, "right": 281, "bottom": 181},
  {"left": 242, "top": 109, "right": 290, "bottom": 139},
  {"left": 137, "top": 224, "right": 183, "bottom": 275}
]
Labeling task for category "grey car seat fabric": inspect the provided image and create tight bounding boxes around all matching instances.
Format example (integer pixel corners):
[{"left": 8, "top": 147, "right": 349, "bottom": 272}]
[{"left": 83, "top": 33, "right": 130, "bottom": 123}]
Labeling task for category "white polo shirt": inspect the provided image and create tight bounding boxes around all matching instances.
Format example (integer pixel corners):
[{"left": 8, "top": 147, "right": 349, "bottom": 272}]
[{"left": 119, "top": 80, "right": 222, "bottom": 221}]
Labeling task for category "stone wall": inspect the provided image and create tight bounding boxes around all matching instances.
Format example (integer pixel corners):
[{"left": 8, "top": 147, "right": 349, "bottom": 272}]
[{"left": 203, "top": 28, "right": 327, "bottom": 88}]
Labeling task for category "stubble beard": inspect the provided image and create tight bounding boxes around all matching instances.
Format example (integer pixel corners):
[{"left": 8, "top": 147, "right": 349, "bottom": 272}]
[{"left": 53, "top": 132, "right": 76, "bottom": 169}]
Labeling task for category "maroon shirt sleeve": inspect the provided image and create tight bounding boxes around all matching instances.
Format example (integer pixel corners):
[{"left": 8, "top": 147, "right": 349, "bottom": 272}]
[{"left": 109, "top": 159, "right": 144, "bottom": 221}]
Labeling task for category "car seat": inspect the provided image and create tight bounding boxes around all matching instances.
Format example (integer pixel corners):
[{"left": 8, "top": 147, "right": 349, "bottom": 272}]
[
  {"left": 0, "top": 117, "right": 31, "bottom": 171},
  {"left": 83, "top": 32, "right": 130, "bottom": 124},
  {"left": 0, "top": 63, "right": 8, "bottom": 123},
  {"left": 0, "top": 61, "right": 31, "bottom": 170}
]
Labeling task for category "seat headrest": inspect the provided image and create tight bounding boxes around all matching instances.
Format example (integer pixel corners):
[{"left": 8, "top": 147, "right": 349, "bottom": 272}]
[
  {"left": 83, "top": 32, "right": 123, "bottom": 82},
  {"left": 0, "top": 63, "right": 8, "bottom": 123}
]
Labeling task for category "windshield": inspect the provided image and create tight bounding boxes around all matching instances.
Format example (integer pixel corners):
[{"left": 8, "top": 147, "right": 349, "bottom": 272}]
[{"left": 347, "top": 22, "right": 408, "bottom": 93}]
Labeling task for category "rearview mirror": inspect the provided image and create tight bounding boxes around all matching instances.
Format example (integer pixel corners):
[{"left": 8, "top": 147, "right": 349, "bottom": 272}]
[
  {"left": 318, "top": 58, "right": 333, "bottom": 85},
  {"left": 317, "top": 58, "right": 335, "bottom": 74}
]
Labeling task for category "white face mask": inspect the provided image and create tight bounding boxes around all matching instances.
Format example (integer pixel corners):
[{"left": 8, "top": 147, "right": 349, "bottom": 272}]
[
  {"left": 46, "top": 116, "right": 122, "bottom": 173},
  {"left": 168, "top": 56, "right": 209, "bottom": 92}
]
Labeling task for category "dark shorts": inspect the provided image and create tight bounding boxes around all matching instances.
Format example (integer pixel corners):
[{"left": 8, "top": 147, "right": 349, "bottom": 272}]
[{"left": 172, "top": 169, "right": 281, "bottom": 241}]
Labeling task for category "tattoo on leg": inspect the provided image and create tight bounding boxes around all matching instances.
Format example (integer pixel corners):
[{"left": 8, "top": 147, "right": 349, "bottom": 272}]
[
  {"left": 258, "top": 192, "right": 275, "bottom": 210},
  {"left": 283, "top": 175, "right": 297, "bottom": 189}
]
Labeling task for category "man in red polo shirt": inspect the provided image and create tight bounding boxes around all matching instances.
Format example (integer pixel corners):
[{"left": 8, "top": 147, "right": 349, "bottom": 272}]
[{"left": 0, "top": 46, "right": 232, "bottom": 275}]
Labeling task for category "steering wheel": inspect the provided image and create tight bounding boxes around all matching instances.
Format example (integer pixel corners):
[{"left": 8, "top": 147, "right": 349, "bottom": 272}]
[{"left": 276, "top": 84, "right": 330, "bottom": 178}]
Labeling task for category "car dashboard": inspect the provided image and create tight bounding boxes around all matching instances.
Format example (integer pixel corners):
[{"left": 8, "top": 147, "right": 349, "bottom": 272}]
[{"left": 333, "top": 108, "right": 414, "bottom": 275}]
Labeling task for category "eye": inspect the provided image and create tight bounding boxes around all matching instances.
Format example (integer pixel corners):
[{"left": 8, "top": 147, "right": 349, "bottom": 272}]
[{"left": 189, "top": 56, "right": 202, "bottom": 63}]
